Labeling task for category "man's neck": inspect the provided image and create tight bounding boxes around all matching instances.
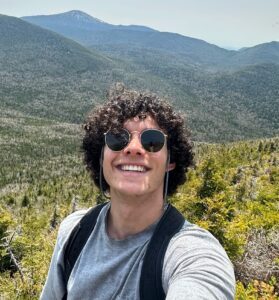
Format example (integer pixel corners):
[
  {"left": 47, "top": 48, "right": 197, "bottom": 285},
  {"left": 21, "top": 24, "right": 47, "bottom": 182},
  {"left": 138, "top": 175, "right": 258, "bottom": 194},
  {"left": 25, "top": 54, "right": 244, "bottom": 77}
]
[{"left": 107, "top": 193, "right": 164, "bottom": 240}]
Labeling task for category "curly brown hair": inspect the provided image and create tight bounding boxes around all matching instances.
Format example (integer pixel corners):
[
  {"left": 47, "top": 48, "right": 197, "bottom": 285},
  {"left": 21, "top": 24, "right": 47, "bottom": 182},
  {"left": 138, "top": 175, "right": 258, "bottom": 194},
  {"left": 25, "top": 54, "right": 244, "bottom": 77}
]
[{"left": 82, "top": 83, "right": 194, "bottom": 196}]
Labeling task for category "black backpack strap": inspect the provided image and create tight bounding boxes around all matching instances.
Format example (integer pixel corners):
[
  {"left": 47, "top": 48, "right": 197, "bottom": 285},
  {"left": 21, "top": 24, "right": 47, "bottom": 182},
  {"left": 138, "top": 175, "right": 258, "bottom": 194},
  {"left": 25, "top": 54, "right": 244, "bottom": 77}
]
[
  {"left": 61, "top": 202, "right": 183, "bottom": 300},
  {"left": 139, "top": 204, "right": 185, "bottom": 300},
  {"left": 62, "top": 202, "right": 108, "bottom": 300}
]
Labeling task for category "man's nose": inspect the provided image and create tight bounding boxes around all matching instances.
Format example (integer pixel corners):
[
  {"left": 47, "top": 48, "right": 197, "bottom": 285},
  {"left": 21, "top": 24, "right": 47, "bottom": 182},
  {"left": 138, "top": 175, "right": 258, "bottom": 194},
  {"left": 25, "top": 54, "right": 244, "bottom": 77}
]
[{"left": 123, "top": 133, "right": 145, "bottom": 155}]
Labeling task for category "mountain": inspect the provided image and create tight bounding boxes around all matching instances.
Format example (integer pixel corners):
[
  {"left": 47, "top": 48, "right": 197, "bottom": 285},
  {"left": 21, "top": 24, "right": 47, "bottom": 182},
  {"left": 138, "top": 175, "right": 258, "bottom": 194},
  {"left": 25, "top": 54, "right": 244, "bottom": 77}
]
[
  {"left": 0, "top": 14, "right": 278, "bottom": 142},
  {"left": 227, "top": 41, "right": 279, "bottom": 67},
  {"left": 0, "top": 14, "right": 112, "bottom": 72},
  {"left": 0, "top": 14, "right": 119, "bottom": 122},
  {"left": 21, "top": 10, "right": 157, "bottom": 48},
  {"left": 21, "top": 11, "right": 279, "bottom": 69},
  {"left": 22, "top": 10, "right": 232, "bottom": 67},
  {"left": 22, "top": 10, "right": 154, "bottom": 32},
  {"left": 1, "top": 14, "right": 199, "bottom": 125}
]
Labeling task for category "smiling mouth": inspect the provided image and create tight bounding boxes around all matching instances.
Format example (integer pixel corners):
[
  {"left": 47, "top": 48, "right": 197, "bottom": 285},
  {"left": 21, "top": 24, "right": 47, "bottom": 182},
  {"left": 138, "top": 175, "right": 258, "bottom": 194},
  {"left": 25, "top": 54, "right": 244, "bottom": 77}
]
[{"left": 118, "top": 164, "right": 148, "bottom": 172}]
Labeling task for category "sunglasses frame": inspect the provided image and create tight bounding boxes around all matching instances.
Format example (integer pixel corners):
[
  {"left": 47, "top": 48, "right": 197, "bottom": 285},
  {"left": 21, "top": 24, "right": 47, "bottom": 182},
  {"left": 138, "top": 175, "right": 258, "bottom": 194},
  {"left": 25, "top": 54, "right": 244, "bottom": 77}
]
[{"left": 104, "top": 128, "right": 168, "bottom": 153}]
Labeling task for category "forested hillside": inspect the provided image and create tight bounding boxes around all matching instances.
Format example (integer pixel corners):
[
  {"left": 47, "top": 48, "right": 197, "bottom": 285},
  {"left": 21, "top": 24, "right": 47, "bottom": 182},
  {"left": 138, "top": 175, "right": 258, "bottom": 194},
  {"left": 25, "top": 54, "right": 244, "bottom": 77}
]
[
  {"left": 1, "top": 14, "right": 278, "bottom": 142},
  {"left": 0, "top": 132, "right": 278, "bottom": 298},
  {"left": 0, "top": 14, "right": 115, "bottom": 123}
]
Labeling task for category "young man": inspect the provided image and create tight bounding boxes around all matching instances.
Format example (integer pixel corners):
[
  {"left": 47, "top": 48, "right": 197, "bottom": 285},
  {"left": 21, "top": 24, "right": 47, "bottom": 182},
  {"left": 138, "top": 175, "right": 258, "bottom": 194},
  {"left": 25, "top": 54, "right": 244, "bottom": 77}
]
[{"left": 41, "top": 84, "right": 235, "bottom": 299}]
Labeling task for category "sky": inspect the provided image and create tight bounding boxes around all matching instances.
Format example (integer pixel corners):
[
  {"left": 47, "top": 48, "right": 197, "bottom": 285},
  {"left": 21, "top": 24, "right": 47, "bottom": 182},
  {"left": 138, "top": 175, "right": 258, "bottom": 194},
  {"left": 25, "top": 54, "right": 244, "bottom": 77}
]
[{"left": 1, "top": 0, "right": 278, "bottom": 49}]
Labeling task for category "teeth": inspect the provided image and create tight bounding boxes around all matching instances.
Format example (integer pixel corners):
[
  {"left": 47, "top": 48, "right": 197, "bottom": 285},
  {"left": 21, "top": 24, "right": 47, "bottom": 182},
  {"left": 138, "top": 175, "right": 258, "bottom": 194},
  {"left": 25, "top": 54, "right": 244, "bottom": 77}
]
[{"left": 121, "top": 165, "right": 146, "bottom": 172}]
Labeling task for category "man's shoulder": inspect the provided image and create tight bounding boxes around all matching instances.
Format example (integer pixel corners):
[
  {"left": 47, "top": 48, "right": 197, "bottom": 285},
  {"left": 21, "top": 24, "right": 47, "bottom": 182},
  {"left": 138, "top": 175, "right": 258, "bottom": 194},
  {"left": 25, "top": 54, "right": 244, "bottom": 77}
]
[
  {"left": 164, "top": 219, "right": 234, "bottom": 280},
  {"left": 169, "top": 220, "right": 227, "bottom": 253},
  {"left": 56, "top": 209, "right": 89, "bottom": 248},
  {"left": 57, "top": 203, "right": 109, "bottom": 248},
  {"left": 163, "top": 220, "right": 235, "bottom": 298}
]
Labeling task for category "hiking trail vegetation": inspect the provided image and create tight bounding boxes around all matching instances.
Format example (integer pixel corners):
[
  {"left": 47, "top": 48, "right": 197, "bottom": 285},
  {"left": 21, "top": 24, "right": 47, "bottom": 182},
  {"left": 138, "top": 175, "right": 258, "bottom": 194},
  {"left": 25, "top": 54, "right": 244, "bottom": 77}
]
[{"left": 0, "top": 122, "right": 278, "bottom": 298}]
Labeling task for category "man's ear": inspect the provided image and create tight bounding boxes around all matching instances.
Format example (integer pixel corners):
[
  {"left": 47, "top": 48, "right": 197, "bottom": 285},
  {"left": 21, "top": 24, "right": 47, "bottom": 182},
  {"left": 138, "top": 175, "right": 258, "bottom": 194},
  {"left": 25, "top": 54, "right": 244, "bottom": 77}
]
[{"left": 167, "top": 162, "right": 176, "bottom": 171}]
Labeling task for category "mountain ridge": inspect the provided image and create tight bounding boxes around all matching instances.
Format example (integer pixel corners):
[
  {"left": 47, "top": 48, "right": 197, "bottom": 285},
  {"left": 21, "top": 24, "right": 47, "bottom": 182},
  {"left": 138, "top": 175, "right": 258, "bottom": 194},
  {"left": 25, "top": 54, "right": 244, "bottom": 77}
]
[
  {"left": 21, "top": 10, "right": 279, "bottom": 69},
  {"left": 23, "top": 10, "right": 107, "bottom": 24},
  {"left": 22, "top": 10, "right": 155, "bottom": 33},
  {"left": 21, "top": 10, "right": 232, "bottom": 67}
]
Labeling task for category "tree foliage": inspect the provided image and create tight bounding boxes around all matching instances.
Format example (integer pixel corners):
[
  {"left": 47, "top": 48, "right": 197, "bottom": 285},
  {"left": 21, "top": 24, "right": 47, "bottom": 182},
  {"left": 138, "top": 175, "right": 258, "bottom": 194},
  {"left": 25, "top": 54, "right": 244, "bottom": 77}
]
[{"left": 1, "top": 134, "right": 278, "bottom": 298}]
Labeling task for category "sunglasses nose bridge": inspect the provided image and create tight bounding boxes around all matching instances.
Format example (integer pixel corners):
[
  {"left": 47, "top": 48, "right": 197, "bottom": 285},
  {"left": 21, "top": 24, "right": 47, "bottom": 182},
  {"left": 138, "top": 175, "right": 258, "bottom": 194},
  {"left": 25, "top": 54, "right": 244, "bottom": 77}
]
[
  {"left": 124, "top": 131, "right": 145, "bottom": 153},
  {"left": 129, "top": 131, "right": 140, "bottom": 140}
]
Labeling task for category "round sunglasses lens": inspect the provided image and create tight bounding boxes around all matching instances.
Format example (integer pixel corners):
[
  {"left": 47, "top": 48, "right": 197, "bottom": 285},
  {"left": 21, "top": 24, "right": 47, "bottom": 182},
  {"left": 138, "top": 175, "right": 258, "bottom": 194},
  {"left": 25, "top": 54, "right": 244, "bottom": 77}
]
[
  {"left": 141, "top": 130, "right": 165, "bottom": 152},
  {"left": 106, "top": 129, "right": 129, "bottom": 151}
]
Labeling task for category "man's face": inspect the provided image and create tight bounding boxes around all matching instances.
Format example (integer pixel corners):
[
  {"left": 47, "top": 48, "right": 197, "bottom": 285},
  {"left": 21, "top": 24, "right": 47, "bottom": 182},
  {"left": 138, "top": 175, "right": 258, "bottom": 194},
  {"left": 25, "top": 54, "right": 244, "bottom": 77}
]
[{"left": 102, "top": 115, "right": 175, "bottom": 200}]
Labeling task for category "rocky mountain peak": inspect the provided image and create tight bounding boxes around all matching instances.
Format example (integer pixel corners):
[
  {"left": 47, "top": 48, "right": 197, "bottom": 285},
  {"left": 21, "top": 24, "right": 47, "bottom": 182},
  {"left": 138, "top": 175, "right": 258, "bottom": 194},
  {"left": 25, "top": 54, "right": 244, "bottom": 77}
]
[{"left": 61, "top": 10, "right": 106, "bottom": 24}]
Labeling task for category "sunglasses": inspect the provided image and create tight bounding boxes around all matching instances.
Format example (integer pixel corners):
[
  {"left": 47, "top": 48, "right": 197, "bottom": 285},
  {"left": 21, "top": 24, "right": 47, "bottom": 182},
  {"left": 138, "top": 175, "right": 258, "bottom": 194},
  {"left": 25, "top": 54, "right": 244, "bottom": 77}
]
[{"left": 104, "top": 128, "right": 167, "bottom": 153}]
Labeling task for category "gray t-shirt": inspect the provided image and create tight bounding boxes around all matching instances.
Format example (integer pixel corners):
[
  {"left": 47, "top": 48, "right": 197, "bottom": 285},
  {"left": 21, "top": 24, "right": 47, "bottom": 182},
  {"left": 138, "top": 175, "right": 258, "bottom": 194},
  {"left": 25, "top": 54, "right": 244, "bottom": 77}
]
[{"left": 40, "top": 204, "right": 235, "bottom": 299}]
